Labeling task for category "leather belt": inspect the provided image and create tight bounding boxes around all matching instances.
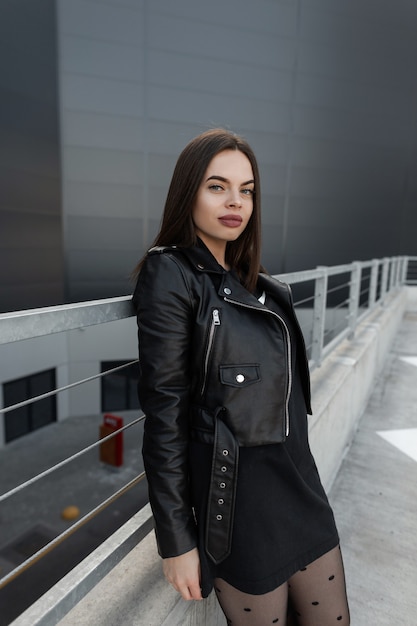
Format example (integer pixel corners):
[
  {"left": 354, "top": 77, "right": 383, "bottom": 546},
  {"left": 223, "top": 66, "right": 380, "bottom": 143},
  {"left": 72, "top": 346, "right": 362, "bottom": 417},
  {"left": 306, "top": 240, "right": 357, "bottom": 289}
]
[{"left": 205, "top": 408, "right": 239, "bottom": 564}]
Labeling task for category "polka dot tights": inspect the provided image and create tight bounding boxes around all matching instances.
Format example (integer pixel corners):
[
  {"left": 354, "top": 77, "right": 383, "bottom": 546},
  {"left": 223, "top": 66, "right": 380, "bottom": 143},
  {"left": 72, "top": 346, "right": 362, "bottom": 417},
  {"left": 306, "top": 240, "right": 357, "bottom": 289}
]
[{"left": 214, "top": 545, "right": 350, "bottom": 625}]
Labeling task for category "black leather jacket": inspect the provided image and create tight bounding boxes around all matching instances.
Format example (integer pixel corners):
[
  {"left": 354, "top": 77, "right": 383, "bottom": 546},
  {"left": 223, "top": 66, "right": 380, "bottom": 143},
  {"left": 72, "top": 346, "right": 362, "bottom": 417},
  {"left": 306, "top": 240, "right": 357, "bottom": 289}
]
[{"left": 133, "top": 241, "right": 311, "bottom": 563}]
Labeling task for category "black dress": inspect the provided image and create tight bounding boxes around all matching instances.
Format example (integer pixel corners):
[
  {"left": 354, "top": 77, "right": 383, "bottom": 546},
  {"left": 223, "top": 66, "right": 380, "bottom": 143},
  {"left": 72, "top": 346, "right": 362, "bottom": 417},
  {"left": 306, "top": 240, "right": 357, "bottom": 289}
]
[{"left": 189, "top": 292, "right": 339, "bottom": 597}]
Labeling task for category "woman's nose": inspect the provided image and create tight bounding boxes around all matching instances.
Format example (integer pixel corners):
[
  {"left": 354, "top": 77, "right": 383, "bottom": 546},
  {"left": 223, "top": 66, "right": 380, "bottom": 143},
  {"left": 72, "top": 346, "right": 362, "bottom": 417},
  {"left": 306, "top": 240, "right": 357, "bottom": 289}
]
[{"left": 227, "top": 190, "right": 242, "bottom": 207}]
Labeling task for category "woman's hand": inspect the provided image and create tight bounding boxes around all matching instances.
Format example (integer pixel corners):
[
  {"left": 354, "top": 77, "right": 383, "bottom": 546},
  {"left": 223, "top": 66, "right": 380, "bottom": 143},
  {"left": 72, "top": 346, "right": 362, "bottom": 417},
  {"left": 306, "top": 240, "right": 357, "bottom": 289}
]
[{"left": 162, "top": 547, "right": 203, "bottom": 601}]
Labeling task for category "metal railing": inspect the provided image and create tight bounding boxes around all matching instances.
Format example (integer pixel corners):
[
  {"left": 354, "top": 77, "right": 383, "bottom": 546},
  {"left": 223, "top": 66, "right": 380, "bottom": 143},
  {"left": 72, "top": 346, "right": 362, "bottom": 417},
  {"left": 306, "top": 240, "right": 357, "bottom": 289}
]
[{"left": 0, "top": 255, "right": 415, "bottom": 625}]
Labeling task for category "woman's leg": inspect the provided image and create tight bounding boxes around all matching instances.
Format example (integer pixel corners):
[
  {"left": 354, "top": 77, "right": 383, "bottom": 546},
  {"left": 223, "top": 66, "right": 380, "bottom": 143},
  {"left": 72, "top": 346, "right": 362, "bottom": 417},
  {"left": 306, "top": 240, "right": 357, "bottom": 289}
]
[
  {"left": 214, "top": 577, "right": 289, "bottom": 625},
  {"left": 288, "top": 545, "right": 350, "bottom": 626}
]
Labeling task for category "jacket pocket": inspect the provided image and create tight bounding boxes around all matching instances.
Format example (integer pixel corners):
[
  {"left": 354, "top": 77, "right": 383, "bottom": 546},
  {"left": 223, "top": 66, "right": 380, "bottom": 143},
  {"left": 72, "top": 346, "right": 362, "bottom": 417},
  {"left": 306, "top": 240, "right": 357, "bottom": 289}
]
[{"left": 219, "top": 364, "right": 261, "bottom": 388}]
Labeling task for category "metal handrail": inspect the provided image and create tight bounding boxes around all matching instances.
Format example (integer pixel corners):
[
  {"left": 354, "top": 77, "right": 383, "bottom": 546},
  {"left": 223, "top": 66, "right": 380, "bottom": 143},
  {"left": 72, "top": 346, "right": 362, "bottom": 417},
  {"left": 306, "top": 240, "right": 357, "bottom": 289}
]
[
  {"left": 0, "top": 295, "right": 135, "bottom": 346},
  {"left": 0, "top": 255, "right": 414, "bottom": 625}
]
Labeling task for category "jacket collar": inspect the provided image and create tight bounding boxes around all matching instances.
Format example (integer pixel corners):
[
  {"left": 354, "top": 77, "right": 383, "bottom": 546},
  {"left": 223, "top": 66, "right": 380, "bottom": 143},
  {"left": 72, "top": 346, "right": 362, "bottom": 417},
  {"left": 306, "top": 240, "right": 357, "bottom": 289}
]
[
  {"left": 172, "top": 241, "right": 263, "bottom": 308},
  {"left": 167, "top": 240, "right": 291, "bottom": 309},
  {"left": 218, "top": 272, "right": 264, "bottom": 309},
  {"left": 176, "top": 238, "right": 226, "bottom": 274}
]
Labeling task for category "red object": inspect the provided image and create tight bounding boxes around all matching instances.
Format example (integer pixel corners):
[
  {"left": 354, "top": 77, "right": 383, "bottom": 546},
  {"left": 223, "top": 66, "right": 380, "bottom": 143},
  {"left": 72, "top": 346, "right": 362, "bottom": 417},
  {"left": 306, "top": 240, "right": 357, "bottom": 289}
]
[{"left": 99, "top": 413, "right": 124, "bottom": 467}]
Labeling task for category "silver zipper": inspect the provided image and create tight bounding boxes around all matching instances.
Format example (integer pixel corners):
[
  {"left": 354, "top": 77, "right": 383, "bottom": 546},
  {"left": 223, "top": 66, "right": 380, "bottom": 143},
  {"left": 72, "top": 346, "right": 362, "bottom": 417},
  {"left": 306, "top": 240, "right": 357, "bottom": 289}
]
[
  {"left": 201, "top": 309, "right": 221, "bottom": 395},
  {"left": 224, "top": 296, "right": 292, "bottom": 437}
]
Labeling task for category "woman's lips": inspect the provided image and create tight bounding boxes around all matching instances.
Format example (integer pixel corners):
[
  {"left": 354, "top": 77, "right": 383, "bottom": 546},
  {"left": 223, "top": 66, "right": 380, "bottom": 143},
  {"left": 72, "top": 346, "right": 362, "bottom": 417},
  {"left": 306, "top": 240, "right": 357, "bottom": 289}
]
[{"left": 218, "top": 214, "right": 243, "bottom": 228}]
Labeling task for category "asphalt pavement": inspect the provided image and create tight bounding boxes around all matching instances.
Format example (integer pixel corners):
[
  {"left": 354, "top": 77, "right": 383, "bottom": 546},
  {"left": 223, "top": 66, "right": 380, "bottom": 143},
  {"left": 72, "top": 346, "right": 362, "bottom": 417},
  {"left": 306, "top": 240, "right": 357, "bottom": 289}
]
[{"left": 0, "top": 412, "right": 147, "bottom": 625}]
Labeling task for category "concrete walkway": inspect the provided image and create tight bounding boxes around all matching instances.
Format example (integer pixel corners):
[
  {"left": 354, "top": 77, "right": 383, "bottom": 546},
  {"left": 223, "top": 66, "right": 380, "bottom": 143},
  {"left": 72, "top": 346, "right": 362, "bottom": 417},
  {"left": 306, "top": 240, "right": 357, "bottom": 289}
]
[{"left": 329, "top": 307, "right": 417, "bottom": 625}]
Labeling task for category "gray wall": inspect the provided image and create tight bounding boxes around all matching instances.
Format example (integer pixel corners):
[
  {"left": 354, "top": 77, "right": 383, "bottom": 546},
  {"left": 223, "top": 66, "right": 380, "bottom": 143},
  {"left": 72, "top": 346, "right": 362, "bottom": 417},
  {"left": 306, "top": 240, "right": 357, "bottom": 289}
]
[
  {"left": 1, "top": 0, "right": 417, "bottom": 308},
  {"left": 0, "top": 0, "right": 63, "bottom": 313}
]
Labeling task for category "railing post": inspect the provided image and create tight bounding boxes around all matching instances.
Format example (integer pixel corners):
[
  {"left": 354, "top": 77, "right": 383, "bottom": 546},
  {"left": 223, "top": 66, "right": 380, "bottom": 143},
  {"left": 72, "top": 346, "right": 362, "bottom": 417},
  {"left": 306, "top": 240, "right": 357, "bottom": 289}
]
[
  {"left": 369, "top": 259, "right": 379, "bottom": 309},
  {"left": 381, "top": 258, "right": 389, "bottom": 302},
  {"left": 399, "top": 256, "right": 405, "bottom": 285},
  {"left": 348, "top": 262, "right": 361, "bottom": 337},
  {"left": 389, "top": 258, "right": 394, "bottom": 289},
  {"left": 388, "top": 258, "right": 395, "bottom": 291},
  {"left": 311, "top": 266, "right": 328, "bottom": 367},
  {"left": 392, "top": 257, "right": 399, "bottom": 288},
  {"left": 401, "top": 256, "right": 409, "bottom": 284},
  {"left": 397, "top": 257, "right": 403, "bottom": 287}
]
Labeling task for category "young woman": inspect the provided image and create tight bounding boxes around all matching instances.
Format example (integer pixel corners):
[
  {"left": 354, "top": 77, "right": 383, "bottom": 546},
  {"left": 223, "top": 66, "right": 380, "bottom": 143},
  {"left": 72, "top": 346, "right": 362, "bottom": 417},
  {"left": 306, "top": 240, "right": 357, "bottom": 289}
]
[{"left": 133, "top": 129, "right": 350, "bottom": 625}]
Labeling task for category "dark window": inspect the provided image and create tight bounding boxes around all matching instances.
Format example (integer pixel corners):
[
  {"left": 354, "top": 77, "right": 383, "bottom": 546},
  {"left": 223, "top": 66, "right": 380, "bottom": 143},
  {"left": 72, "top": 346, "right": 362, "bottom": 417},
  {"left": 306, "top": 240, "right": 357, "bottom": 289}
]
[
  {"left": 101, "top": 361, "right": 140, "bottom": 412},
  {"left": 3, "top": 369, "right": 57, "bottom": 442}
]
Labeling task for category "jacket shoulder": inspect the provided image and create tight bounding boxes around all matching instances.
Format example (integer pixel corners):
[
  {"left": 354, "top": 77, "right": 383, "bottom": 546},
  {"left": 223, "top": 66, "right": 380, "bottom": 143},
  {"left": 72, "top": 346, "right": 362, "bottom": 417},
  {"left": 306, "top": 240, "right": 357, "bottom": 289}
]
[
  {"left": 258, "top": 272, "right": 291, "bottom": 296},
  {"left": 132, "top": 247, "right": 193, "bottom": 309},
  {"left": 146, "top": 245, "right": 193, "bottom": 270},
  {"left": 147, "top": 245, "right": 179, "bottom": 255}
]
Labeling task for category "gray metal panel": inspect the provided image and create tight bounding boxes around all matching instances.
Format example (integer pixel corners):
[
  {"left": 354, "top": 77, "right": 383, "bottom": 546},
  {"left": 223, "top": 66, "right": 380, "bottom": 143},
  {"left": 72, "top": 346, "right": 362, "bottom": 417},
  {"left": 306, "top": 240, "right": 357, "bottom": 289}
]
[
  {"left": 63, "top": 111, "right": 143, "bottom": 151},
  {"left": 58, "top": 0, "right": 144, "bottom": 44},
  {"left": 246, "top": 135, "right": 288, "bottom": 168},
  {"left": 56, "top": 0, "right": 417, "bottom": 302},
  {"left": 148, "top": 153, "right": 178, "bottom": 185},
  {"left": 61, "top": 74, "right": 144, "bottom": 117},
  {"left": 67, "top": 248, "right": 141, "bottom": 282},
  {"left": 295, "top": 73, "right": 413, "bottom": 120},
  {"left": 151, "top": 0, "right": 297, "bottom": 37},
  {"left": 146, "top": 186, "right": 169, "bottom": 220},
  {"left": 147, "top": 85, "right": 292, "bottom": 132},
  {"left": 0, "top": 283, "right": 65, "bottom": 314},
  {"left": 147, "top": 12, "right": 297, "bottom": 70},
  {"left": 0, "top": 247, "right": 63, "bottom": 286},
  {"left": 64, "top": 147, "right": 143, "bottom": 185},
  {"left": 257, "top": 165, "right": 288, "bottom": 196},
  {"left": 66, "top": 216, "right": 143, "bottom": 251},
  {"left": 0, "top": 212, "right": 62, "bottom": 251},
  {"left": 67, "top": 281, "right": 135, "bottom": 303},
  {"left": 65, "top": 181, "right": 143, "bottom": 218},
  {"left": 148, "top": 51, "right": 294, "bottom": 103},
  {"left": 0, "top": 168, "right": 60, "bottom": 214},
  {"left": 60, "top": 35, "right": 143, "bottom": 81},
  {"left": 0, "top": 0, "right": 63, "bottom": 313},
  {"left": 261, "top": 194, "right": 286, "bottom": 226}
]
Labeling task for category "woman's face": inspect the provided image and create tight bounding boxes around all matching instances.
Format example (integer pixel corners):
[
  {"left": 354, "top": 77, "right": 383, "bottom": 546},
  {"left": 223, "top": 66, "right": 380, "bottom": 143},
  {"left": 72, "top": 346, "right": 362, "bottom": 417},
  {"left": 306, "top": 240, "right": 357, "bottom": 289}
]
[{"left": 192, "top": 149, "right": 254, "bottom": 260}]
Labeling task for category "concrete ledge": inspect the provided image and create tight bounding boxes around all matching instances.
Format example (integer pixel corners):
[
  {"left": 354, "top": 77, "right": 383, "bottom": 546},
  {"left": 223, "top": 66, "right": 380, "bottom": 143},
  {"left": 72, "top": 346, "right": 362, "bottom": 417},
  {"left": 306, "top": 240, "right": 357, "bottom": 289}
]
[
  {"left": 58, "top": 532, "right": 224, "bottom": 626},
  {"left": 53, "top": 288, "right": 408, "bottom": 625},
  {"left": 309, "top": 288, "right": 408, "bottom": 490}
]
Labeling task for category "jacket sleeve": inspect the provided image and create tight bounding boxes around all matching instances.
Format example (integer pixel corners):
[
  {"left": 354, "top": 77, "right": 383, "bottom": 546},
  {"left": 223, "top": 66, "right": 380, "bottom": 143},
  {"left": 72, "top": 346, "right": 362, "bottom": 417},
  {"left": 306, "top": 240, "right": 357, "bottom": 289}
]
[{"left": 133, "top": 252, "right": 197, "bottom": 558}]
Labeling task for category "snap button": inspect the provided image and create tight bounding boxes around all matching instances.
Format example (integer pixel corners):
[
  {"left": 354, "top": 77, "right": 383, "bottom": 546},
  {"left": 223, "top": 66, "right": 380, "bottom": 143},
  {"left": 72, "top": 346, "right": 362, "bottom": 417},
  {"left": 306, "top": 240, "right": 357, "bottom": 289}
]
[
  {"left": 222, "top": 449, "right": 229, "bottom": 456},
  {"left": 216, "top": 514, "right": 223, "bottom": 521},
  {"left": 218, "top": 498, "right": 224, "bottom": 505},
  {"left": 236, "top": 374, "right": 245, "bottom": 383},
  {"left": 219, "top": 482, "right": 226, "bottom": 488},
  {"left": 197, "top": 264, "right": 204, "bottom": 269},
  {"left": 221, "top": 466, "right": 227, "bottom": 472},
  {"left": 223, "top": 287, "right": 232, "bottom": 295}
]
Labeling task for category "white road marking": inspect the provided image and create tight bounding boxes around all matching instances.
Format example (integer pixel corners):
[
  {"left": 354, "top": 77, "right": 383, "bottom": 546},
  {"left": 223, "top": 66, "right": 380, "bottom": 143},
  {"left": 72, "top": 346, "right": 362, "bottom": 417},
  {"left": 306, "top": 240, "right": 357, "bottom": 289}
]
[
  {"left": 399, "top": 356, "right": 417, "bottom": 368},
  {"left": 377, "top": 428, "right": 417, "bottom": 463}
]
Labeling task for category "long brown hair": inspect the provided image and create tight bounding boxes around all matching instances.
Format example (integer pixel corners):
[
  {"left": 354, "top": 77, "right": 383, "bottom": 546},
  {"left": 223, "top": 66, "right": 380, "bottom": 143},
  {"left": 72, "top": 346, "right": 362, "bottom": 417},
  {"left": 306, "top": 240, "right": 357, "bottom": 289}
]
[{"left": 134, "top": 128, "right": 263, "bottom": 292}]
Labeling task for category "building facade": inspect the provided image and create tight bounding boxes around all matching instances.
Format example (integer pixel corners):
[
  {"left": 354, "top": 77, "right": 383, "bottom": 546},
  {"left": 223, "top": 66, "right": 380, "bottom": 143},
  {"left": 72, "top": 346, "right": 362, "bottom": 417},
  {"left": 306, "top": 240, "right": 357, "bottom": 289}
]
[{"left": 1, "top": 0, "right": 417, "bottom": 312}]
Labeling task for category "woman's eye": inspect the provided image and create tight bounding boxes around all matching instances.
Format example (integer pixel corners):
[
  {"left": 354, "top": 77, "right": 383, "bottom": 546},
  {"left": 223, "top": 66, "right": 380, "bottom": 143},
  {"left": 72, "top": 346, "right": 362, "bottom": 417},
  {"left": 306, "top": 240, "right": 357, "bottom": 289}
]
[
  {"left": 241, "top": 188, "right": 254, "bottom": 196},
  {"left": 208, "top": 184, "right": 223, "bottom": 192}
]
